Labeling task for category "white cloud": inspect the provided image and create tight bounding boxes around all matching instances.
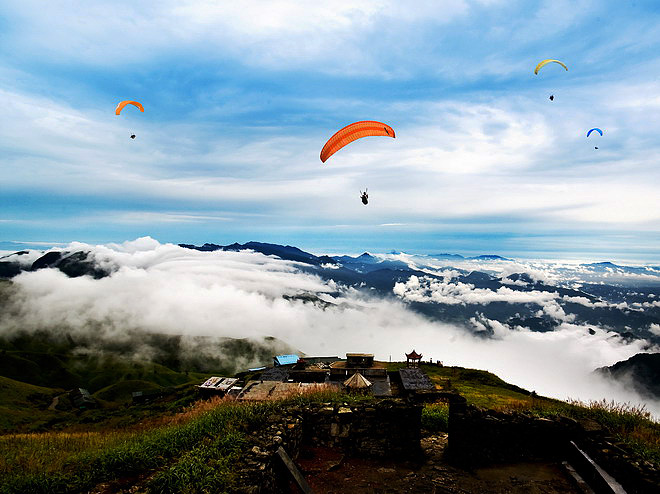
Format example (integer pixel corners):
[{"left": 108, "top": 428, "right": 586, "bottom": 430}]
[
  {"left": 393, "top": 274, "right": 559, "bottom": 306},
  {"left": 4, "top": 1, "right": 474, "bottom": 75},
  {"left": 1, "top": 237, "right": 658, "bottom": 416}
]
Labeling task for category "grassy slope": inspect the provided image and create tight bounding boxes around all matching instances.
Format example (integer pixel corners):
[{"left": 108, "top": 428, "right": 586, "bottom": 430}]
[
  {"left": 0, "top": 391, "right": 376, "bottom": 494},
  {"left": 388, "top": 362, "right": 541, "bottom": 408},
  {"left": 0, "top": 367, "right": 209, "bottom": 433},
  {"left": 0, "top": 376, "right": 66, "bottom": 431},
  {"left": 1, "top": 364, "right": 658, "bottom": 493},
  {"left": 0, "top": 350, "right": 196, "bottom": 393},
  {"left": 388, "top": 363, "right": 660, "bottom": 464}
]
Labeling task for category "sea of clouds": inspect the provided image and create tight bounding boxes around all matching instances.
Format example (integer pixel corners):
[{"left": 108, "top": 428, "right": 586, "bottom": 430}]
[{"left": 1, "top": 236, "right": 658, "bottom": 417}]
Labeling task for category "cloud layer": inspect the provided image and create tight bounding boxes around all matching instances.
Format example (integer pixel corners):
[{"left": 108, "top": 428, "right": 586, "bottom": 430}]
[{"left": 1, "top": 238, "right": 658, "bottom": 416}]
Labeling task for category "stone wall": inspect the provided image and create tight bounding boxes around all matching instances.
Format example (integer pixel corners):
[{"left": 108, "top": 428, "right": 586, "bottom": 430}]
[
  {"left": 233, "top": 398, "right": 659, "bottom": 494},
  {"left": 447, "top": 402, "right": 581, "bottom": 465},
  {"left": 447, "top": 402, "right": 660, "bottom": 494},
  {"left": 233, "top": 399, "right": 422, "bottom": 493},
  {"left": 299, "top": 399, "right": 422, "bottom": 459},
  {"left": 233, "top": 412, "right": 303, "bottom": 494}
]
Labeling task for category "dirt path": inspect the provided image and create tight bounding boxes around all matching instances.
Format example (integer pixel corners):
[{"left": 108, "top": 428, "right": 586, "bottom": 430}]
[
  {"left": 48, "top": 395, "right": 60, "bottom": 410},
  {"left": 296, "top": 433, "right": 583, "bottom": 494}
]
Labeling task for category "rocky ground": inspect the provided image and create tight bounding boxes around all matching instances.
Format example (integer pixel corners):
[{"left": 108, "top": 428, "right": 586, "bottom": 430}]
[{"left": 295, "top": 433, "right": 582, "bottom": 494}]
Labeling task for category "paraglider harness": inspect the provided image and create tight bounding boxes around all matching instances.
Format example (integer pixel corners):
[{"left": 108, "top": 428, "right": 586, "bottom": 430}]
[{"left": 360, "top": 189, "right": 368, "bottom": 205}]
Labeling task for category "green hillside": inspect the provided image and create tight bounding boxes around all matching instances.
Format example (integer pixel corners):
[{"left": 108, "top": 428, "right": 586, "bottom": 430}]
[
  {"left": 387, "top": 363, "right": 538, "bottom": 408},
  {"left": 0, "top": 328, "right": 290, "bottom": 432},
  {"left": 0, "top": 376, "right": 65, "bottom": 431}
]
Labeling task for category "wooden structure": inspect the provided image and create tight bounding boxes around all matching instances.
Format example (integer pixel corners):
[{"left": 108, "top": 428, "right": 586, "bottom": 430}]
[
  {"left": 276, "top": 447, "right": 314, "bottom": 493},
  {"left": 343, "top": 372, "right": 372, "bottom": 393},
  {"left": 406, "top": 350, "right": 423, "bottom": 368}
]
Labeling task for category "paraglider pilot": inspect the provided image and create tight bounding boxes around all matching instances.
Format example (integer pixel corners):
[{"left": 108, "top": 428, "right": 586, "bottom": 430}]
[
  {"left": 360, "top": 189, "right": 368, "bottom": 205},
  {"left": 549, "top": 95, "right": 554, "bottom": 101}
]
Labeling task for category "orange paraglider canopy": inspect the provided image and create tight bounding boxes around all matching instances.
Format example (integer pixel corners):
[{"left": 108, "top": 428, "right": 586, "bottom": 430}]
[
  {"left": 320, "top": 121, "right": 395, "bottom": 163},
  {"left": 115, "top": 101, "right": 144, "bottom": 115}
]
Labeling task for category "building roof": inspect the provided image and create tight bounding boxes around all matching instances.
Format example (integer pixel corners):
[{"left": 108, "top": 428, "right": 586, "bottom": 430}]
[
  {"left": 399, "top": 368, "right": 435, "bottom": 391},
  {"left": 370, "top": 377, "right": 392, "bottom": 397},
  {"left": 330, "top": 360, "right": 386, "bottom": 369},
  {"left": 260, "top": 367, "right": 290, "bottom": 381},
  {"left": 406, "top": 349, "right": 423, "bottom": 359},
  {"left": 346, "top": 353, "right": 374, "bottom": 358},
  {"left": 344, "top": 372, "right": 372, "bottom": 389},
  {"left": 302, "top": 356, "right": 339, "bottom": 364},
  {"left": 199, "top": 377, "right": 239, "bottom": 391},
  {"left": 238, "top": 381, "right": 336, "bottom": 401},
  {"left": 274, "top": 354, "right": 299, "bottom": 366}
]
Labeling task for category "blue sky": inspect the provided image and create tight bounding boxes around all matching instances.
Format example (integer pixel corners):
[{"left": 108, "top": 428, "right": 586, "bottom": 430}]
[{"left": 1, "top": 0, "right": 659, "bottom": 261}]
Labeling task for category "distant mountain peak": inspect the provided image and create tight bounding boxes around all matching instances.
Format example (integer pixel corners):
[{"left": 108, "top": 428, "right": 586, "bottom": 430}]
[
  {"left": 430, "top": 253, "right": 466, "bottom": 260},
  {"left": 470, "top": 255, "right": 511, "bottom": 261},
  {"left": 179, "top": 241, "right": 337, "bottom": 266}
]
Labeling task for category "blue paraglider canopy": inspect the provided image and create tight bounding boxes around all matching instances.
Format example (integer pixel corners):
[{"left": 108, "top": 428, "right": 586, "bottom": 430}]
[{"left": 587, "top": 128, "right": 603, "bottom": 137}]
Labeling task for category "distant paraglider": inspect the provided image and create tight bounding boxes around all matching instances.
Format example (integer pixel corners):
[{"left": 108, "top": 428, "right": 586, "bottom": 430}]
[
  {"left": 587, "top": 128, "right": 603, "bottom": 149},
  {"left": 549, "top": 95, "right": 554, "bottom": 101},
  {"left": 534, "top": 59, "right": 568, "bottom": 75},
  {"left": 115, "top": 101, "right": 144, "bottom": 115},
  {"left": 320, "top": 121, "right": 395, "bottom": 163},
  {"left": 116, "top": 101, "right": 144, "bottom": 139},
  {"left": 360, "top": 189, "right": 368, "bottom": 205}
]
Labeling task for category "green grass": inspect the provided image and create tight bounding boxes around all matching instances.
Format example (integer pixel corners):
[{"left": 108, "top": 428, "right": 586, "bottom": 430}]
[
  {"left": 0, "top": 389, "right": 386, "bottom": 494},
  {"left": 520, "top": 398, "right": 660, "bottom": 465},
  {"left": 146, "top": 430, "right": 248, "bottom": 494},
  {"left": 0, "top": 430, "right": 139, "bottom": 478},
  {"left": 287, "top": 387, "right": 377, "bottom": 406},
  {"left": 388, "top": 363, "right": 536, "bottom": 408},
  {"left": 422, "top": 402, "right": 449, "bottom": 432},
  {"left": 93, "top": 379, "right": 162, "bottom": 404},
  {"left": 0, "top": 399, "right": 278, "bottom": 494}
]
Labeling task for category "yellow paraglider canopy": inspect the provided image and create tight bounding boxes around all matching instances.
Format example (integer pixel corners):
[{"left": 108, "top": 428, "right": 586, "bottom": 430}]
[{"left": 534, "top": 59, "right": 568, "bottom": 75}]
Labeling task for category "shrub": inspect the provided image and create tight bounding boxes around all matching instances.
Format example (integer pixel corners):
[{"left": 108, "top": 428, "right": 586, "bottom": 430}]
[{"left": 422, "top": 403, "right": 449, "bottom": 432}]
